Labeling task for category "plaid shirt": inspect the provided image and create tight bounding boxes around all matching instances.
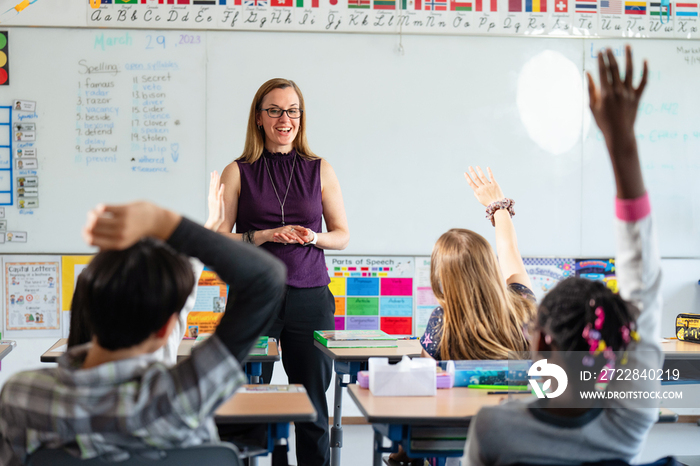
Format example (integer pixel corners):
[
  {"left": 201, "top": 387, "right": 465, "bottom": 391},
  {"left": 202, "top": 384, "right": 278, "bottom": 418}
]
[{"left": 0, "top": 334, "right": 246, "bottom": 465}]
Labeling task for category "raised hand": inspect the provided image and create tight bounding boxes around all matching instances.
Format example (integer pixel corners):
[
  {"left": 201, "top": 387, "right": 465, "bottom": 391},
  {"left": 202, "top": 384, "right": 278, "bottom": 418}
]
[
  {"left": 587, "top": 45, "right": 647, "bottom": 199},
  {"left": 464, "top": 166, "right": 505, "bottom": 207},
  {"left": 587, "top": 46, "right": 647, "bottom": 146},
  {"left": 204, "top": 171, "right": 226, "bottom": 231}
]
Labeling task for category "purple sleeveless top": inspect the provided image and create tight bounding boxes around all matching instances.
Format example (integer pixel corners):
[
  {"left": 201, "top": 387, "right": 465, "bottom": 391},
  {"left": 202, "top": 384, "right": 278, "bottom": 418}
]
[{"left": 237, "top": 149, "right": 330, "bottom": 288}]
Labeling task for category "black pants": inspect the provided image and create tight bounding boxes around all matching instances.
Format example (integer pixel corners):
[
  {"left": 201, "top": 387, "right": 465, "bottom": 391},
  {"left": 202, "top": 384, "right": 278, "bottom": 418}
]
[{"left": 262, "top": 285, "right": 335, "bottom": 466}]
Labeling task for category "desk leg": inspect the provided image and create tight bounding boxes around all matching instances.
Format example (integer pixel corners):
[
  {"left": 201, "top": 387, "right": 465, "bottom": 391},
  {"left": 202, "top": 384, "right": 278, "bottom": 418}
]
[
  {"left": 247, "top": 362, "right": 262, "bottom": 384},
  {"left": 330, "top": 372, "right": 343, "bottom": 466},
  {"left": 373, "top": 429, "right": 384, "bottom": 466}
]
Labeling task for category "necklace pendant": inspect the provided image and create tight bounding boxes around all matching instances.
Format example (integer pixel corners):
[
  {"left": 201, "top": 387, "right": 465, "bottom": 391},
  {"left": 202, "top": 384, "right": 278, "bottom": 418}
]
[{"left": 282, "top": 222, "right": 285, "bottom": 226}]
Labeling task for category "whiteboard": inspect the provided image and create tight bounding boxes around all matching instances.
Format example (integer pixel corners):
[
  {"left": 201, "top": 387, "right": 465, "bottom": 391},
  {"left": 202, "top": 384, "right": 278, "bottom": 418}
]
[
  {"left": 0, "top": 28, "right": 206, "bottom": 253},
  {"left": 207, "top": 32, "right": 584, "bottom": 256},
  {"left": 0, "top": 27, "right": 696, "bottom": 257}
]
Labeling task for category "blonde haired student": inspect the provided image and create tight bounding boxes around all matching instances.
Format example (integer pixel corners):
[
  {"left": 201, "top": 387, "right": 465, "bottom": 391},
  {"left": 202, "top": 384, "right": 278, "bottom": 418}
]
[
  {"left": 463, "top": 46, "right": 661, "bottom": 466},
  {"left": 420, "top": 167, "right": 537, "bottom": 361}
]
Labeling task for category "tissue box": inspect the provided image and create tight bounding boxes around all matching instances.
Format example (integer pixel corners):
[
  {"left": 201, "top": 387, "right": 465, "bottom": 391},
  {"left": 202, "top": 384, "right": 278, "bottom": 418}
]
[
  {"left": 369, "top": 356, "right": 436, "bottom": 396},
  {"left": 357, "top": 369, "right": 453, "bottom": 390}
]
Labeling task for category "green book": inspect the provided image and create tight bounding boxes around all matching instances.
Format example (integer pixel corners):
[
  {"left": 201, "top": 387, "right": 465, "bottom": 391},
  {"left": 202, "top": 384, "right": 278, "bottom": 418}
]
[
  {"left": 250, "top": 336, "right": 269, "bottom": 356},
  {"left": 313, "top": 330, "right": 397, "bottom": 348}
]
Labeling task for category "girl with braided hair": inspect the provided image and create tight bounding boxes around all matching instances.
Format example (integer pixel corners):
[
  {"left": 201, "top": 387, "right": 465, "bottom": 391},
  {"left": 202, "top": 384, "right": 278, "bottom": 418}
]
[{"left": 464, "top": 45, "right": 663, "bottom": 466}]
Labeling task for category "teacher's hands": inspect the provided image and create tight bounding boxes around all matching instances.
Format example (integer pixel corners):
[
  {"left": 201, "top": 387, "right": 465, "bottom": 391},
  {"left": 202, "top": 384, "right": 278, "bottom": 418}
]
[
  {"left": 464, "top": 166, "right": 504, "bottom": 207},
  {"left": 269, "top": 225, "right": 312, "bottom": 245}
]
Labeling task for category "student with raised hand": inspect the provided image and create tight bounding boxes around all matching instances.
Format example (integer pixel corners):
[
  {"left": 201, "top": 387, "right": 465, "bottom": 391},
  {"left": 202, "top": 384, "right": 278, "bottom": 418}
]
[
  {"left": 0, "top": 200, "right": 285, "bottom": 466},
  {"left": 391, "top": 170, "right": 536, "bottom": 465},
  {"left": 419, "top": 166, "right": 536, "bottom": 361},
  {"left": 463, "top": 45, "right": 661, "bottom": 466}
]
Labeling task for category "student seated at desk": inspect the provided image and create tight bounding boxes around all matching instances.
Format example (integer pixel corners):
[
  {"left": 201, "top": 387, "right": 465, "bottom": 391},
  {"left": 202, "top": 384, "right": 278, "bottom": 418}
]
[
  {"left": 66, "top": 171, "right": 227, "bottom": 367},
  {"left": 419, "top": 167, "right": 536, "bottom": 361},
  {"left": 0, "top": 200, "right": 286, "bottom": 466},
  {"left": 463, "top": 46, "right": 662, "bottom": 466}
]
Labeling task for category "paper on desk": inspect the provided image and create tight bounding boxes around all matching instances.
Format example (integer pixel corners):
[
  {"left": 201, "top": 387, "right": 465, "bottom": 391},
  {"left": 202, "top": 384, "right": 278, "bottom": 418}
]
[
  {"left": 51, "top": 344, "right": 67, "bottom": 353},
  {"left": 238, "top": 385, "right": 304, "bottom": 393}
]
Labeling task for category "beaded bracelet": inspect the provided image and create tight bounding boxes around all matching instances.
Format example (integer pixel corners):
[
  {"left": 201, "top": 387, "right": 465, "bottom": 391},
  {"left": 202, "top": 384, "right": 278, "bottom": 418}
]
[
  {"left": 485, "top": 198, "right": 515, "bottom": 227},
  {"left": 242, "top": 230, "right": 257, "bottom": 244}
]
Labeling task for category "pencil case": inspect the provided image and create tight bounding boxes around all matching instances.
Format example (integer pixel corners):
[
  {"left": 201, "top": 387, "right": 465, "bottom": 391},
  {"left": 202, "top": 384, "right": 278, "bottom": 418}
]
[
  {"left": 437, "top": 360, "right": 531, "bottom": 388},
  {"left": 676, "top": 313, "right": 700, "bottom": 342},
  {"left": 356, "top": 369, "right": 454, "bottom": 389}
]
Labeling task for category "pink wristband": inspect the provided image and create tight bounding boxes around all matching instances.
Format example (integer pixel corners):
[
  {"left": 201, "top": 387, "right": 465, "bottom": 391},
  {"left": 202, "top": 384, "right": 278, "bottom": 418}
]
[{"left": 615, "top": 192, "right": 650, "bottom": 222}]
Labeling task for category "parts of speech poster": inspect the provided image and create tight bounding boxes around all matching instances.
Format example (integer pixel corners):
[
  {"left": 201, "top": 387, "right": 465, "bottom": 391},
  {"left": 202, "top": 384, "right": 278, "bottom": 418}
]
[
  {"left": 326, "top": 256, "right": 414, "bottom": 335},
  {"left": 4, "top": 255, "right": 61, "bottom": 338}
]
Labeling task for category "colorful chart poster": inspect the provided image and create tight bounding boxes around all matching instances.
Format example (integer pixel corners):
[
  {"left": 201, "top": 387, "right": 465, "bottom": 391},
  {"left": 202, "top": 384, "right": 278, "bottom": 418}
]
[
  {"left": 193, "top": 266, "right": 228, "bottom": 312},
  {"left": 575, "top": 258, "right": 617, "bottom": 293},
  {"left": 4, "top": 256, "right": 61, "bottom": 338},
  {"left": 414, "top": 256, "right": 437, "bottom": 337},
  {"left": 326, "top": 256, "right": 414, "bottom": 335},
  {"left": 523, "top": 257, "right": 575, "bottom": 302}
]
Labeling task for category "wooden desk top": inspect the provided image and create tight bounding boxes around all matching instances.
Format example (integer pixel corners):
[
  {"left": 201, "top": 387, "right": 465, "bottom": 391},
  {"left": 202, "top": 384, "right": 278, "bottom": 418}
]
[
  {"left": 215, "top": 384, "right": 317, "bottom": 424},
  {"left": 177, "top": 338, "right": 279, "bottom": 363},
  {"left": 314, "top": 339, "right": 423, "bottom": 362},
  {"left": 348, "top": 384, "right": 530, "bottom": 426},
  {"left": 0, "top": 344, "right": 13, "bottom": 361},
  {"left": 41, "top": 337, "right": 280, "bottom": 364},
  {"left": 661, "top": 340, "right": 700, "bottom": 359}
]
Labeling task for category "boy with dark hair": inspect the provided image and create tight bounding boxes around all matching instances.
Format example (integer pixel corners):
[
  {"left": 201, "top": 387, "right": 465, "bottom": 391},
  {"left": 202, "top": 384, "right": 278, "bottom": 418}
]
[{"left": 0, "top": 201, "right": 286, "bottom": 466}]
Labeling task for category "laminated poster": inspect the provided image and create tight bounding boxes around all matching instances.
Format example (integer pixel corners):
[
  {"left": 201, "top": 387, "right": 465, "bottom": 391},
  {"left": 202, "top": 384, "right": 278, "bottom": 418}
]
[
  {"left": 4, "top": 256, "right": 61, "bottom": 338},
  {"left": 192, "top": 267, "right": 228, "bottom": 312},
  {"left": 575, "top": 258, "right": 617, "bottom": 293},
  {"left": 414, "top": 256, "right": 437, "bottom": 337},
  {"left": 523, "top": 257, "right": 575, "bottom": 302},
  {"left": 326, "top": 256, "right": 414, "bottom": 335}
]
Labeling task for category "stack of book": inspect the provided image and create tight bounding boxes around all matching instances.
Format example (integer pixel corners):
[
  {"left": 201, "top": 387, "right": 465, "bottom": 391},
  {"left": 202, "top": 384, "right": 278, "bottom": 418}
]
[
  {"left": 250, "top": 336, "right": 269, "bottom": 356},
  {"left": 313, "top": 330, "right": 397, "bottom": 348}
]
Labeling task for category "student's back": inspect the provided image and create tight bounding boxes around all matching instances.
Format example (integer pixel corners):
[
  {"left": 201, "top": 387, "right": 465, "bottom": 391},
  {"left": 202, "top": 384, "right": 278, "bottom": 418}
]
[{"left": 0, "top": 203, "right": 285, "bottom": 465}]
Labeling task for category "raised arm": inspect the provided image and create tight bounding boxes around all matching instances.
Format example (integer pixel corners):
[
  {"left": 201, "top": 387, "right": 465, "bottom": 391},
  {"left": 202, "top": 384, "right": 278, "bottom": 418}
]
[
  {"left": 589, "top": 46, "right": 662, "bottom": 414},
  {"left": 465, "top": 167, "right": 531, "bottom": 289}
]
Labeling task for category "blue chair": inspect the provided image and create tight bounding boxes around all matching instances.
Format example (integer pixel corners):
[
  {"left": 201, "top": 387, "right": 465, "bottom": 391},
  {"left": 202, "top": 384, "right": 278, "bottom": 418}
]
[{"left": 26, "top": 442, "right": 243, "bottom": 466}]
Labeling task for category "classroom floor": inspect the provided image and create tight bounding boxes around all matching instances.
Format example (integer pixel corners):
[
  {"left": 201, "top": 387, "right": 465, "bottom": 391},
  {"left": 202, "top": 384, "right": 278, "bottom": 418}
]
[{"left": 253, "top": 422, "right": 700, "bottom": 466}]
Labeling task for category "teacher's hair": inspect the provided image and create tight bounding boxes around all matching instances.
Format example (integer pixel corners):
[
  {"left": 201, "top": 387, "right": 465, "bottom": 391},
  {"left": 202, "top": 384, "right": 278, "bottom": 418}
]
[
  {"left": 237, "top": 78, "right": 319, "bottom": 164},
  {"left": 431, "top": 229, "right": 536, "bottom": 360}
]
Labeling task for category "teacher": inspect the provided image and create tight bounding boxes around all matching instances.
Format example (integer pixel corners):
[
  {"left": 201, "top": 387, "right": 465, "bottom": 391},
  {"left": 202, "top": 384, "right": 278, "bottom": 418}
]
[{"left": 219, "top": 78, "right": 350, "bottom": 466}]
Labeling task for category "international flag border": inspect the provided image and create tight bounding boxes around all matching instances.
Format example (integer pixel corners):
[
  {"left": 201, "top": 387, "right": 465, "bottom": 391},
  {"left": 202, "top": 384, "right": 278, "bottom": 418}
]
[
  {"left": 676, "top": 2, "right": 698, "bottom": 15},
  {"left": 575, "top": 0, "right": 597, "bottom": 13}
]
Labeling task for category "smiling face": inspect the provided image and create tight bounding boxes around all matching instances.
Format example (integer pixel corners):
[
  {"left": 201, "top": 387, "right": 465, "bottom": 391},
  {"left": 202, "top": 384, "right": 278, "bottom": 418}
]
[{"left": 256, "top": 86, "right": 301, "bottom": 154}]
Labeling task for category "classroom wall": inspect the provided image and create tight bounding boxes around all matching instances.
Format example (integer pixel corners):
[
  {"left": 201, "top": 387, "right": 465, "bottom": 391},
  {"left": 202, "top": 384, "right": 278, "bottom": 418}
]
[{"left": 0, "top": 14, "right": 697, "bottom": 422}]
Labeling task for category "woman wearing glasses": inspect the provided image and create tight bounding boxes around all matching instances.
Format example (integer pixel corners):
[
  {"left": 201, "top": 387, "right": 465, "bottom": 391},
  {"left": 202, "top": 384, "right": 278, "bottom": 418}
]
[{"left": 218, "top": 78, "right": 349, "bottom": 466}]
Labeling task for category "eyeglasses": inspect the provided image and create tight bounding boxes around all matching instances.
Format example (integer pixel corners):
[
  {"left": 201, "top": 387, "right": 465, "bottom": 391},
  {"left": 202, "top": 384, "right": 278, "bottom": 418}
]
[{"left": 262, "top": 108, "right": 303, "bottom": 119}]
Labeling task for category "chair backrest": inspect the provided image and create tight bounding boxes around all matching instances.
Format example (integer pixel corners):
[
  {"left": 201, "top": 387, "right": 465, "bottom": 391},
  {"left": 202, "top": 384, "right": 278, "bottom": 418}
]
[
  {"left": 510, "top": 457, "right": 681, "bottom": 466},
  {"left": 26, "top": 442, "right": 243, "bottom": 466}
]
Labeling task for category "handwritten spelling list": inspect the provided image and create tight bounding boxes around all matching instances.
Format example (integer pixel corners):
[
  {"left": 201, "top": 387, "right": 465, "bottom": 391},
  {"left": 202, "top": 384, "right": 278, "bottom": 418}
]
[{"left": 74, "top": 31, "right": 204, "bottom": 174}]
